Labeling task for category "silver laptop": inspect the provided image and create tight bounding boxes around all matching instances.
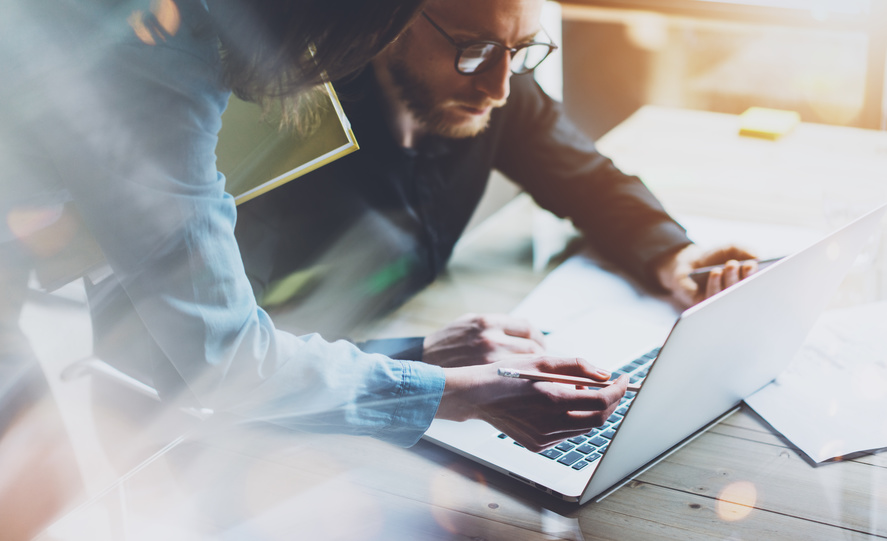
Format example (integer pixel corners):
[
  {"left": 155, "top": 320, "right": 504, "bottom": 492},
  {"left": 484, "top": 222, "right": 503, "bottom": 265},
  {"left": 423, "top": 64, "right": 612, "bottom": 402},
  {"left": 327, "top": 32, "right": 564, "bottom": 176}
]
[{"left": 424, "top": 203, "right": 886, "bottom": 504}]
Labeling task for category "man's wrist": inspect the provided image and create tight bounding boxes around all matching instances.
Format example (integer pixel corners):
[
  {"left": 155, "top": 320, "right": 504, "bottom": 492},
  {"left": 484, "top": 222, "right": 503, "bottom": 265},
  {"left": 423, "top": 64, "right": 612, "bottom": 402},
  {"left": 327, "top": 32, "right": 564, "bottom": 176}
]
[
  {"left": 436, "top": 365, "right": 488, "bottom": 422},
  {"left": 648, "top": 243, "right": 694, "bottom": 293}
]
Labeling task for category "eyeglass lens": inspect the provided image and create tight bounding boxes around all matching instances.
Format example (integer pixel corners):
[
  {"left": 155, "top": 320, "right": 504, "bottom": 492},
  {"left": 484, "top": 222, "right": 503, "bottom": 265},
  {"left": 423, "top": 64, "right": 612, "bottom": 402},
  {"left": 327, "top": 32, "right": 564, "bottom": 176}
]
[{"left": 457, "top": 43, "right": 552, "bottom": 75}]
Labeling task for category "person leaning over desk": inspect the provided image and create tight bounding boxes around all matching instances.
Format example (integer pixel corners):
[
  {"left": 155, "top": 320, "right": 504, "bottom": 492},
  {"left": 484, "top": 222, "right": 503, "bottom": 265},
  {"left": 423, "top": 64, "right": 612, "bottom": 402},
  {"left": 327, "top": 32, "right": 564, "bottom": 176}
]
[
  {"left": 0, "top": 0, "right": 634, "bottom": 453},
  {"left": 234, "top": 0, "right": 761, "bottom": 369}
]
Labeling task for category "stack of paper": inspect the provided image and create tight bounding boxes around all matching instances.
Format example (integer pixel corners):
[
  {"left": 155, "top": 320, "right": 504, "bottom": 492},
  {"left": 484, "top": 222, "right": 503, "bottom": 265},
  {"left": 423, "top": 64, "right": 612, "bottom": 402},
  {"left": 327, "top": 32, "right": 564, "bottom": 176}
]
[{"left": 745, "top": 301, "right": 887, "bottom": 463}]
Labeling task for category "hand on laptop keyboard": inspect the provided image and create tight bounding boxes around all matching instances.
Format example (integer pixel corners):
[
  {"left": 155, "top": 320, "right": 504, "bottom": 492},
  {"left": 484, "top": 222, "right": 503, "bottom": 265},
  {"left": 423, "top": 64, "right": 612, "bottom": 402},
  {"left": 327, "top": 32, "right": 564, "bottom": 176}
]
[
  {"left": 435, "top": 355, "right": 629, "bottom": 452},
  {"left": 498, "top": 347, "right": 658, "bottom": 471}
]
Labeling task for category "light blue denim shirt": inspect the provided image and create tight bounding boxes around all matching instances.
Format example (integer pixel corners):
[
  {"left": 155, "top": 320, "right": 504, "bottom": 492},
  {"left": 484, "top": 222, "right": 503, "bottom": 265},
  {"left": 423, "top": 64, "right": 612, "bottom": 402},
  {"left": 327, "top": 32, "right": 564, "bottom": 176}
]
[{"left": 0, "top": 0, "right": 445, "bottom": 446}]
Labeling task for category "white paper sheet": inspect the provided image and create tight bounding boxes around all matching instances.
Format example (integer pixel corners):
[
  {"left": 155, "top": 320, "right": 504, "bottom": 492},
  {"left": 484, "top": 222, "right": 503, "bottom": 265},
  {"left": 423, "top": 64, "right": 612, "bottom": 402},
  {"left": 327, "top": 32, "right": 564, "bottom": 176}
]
[
  {"left": 514, "top": 214, "right": 822, "bottom": 370},
  {"left": 745, "top": 301, "right": 887, "bottom": 463},
  {"left": 512, "top": 251, "right": 679, "bottom": 371}
]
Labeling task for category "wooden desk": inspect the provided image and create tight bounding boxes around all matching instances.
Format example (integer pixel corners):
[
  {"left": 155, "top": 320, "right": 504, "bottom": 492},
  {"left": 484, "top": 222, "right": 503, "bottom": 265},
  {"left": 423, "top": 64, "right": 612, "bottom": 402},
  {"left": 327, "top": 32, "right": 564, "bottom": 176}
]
[
  {"left": 42, "top": 108, "right": 887, "bottom": 540},
  {"left": 595, "top": 105, "right": 887, "bottom": 229}
]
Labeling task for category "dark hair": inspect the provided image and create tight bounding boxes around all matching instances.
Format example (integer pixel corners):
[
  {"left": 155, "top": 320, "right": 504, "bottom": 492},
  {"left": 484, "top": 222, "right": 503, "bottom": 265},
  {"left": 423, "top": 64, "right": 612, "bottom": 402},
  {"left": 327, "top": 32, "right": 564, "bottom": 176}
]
[{"left": 210, "top": 0, "right": 425, "bottom": 104}]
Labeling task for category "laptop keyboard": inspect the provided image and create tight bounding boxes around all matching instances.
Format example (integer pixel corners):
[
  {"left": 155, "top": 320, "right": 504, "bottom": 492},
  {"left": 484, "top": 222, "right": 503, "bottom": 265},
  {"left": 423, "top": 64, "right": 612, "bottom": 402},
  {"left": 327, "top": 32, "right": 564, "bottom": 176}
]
[{"left": 497, "top": 347, "right": 659, "bottom": 472}]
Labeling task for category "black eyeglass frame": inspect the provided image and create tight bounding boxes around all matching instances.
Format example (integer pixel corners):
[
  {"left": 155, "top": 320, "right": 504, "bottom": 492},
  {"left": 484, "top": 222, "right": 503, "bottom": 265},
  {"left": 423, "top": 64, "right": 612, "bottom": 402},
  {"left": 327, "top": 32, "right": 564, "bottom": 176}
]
[{"left": 421, "top": 12, "right": 558, "bottom": 76}]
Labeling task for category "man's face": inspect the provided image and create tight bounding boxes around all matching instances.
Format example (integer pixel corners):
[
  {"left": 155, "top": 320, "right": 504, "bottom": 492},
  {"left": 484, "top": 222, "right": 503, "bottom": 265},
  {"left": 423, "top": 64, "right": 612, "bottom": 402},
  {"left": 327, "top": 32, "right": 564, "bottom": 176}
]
[{"left": 377, "top": 0, "right": 545, "bottom": 139}]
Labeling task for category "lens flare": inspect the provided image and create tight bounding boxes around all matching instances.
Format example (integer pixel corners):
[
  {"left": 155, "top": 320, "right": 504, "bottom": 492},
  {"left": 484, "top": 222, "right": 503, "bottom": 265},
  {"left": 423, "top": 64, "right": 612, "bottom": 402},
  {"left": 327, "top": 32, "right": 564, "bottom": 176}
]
[
  {"left": 818, "top": 439, "right": 846, "bottom": 462},
  {"left": 716, "top": 481, "right": 757, "bottom": 522}
]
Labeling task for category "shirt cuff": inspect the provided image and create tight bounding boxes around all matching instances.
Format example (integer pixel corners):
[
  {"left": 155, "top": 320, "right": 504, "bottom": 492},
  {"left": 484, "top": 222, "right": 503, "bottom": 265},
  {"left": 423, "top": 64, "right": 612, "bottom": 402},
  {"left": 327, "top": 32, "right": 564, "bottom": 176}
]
[
  {"left": 629, "top": 221, "right": 692, "bottom": 290},
  {"left": 382, "top": 359, "right": 445, "bottom": 447}
]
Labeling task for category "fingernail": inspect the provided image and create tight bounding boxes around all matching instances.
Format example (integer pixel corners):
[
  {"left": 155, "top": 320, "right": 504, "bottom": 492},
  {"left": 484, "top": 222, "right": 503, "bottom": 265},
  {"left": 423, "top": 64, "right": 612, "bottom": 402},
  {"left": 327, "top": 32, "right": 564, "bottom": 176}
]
[{"left": 596, "top": 369, "right": 610, "bottom": 378}]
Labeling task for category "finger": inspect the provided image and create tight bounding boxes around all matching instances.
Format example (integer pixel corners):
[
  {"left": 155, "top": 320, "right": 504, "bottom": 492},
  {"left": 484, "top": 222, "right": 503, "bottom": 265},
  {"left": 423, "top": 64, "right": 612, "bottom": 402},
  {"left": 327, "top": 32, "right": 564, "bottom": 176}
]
[
  {"left": 705, "top": 266, "right": 723, "bottom": 298},
  {"left": 504, "top": 419, "right": 607, "bottom": 452},
  {"left": 490, "top": 417, "right": 588, "bottom": 452},
  {"left": 548, "top": 376, "right": 627, "bottom": 413},
  {"left": 527, "top": 428, "right": 603, "bottom": 451},
  {"left": 488, "top": 331, "right": 546, "bottom": 355},
  {"left": 541, "top": 408, "right": 617, "bottom": 434},
  {"left": 493, "top": 316, "right": 546, "bottom": 347},
  {"left": 675, "top": 275, "right": 699, "bottom": 306},
  {"left": 721, "top": 259, "right": 741, "bottom": 288},
  {"left": 698, "top": 246, "right": 756, "bottom": 266},
  {"left": 740, "top": 260, "right": 758, "bottom": 280},
  {"left": 494, "top": 425, "right": 544, "bottom": 452},
  {"left": 533, "top": 356, "right": 613, "bottom": 382},
  {"left": 597, "top": 376, "right": 628, "bottom": 416}
]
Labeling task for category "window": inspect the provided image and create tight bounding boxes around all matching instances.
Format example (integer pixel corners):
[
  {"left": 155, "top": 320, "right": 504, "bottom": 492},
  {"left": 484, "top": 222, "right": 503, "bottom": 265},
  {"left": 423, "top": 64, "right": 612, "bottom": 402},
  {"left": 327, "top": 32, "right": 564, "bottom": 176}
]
[{"left": 561, "top": 0, "right": 887, "bottom": 137}]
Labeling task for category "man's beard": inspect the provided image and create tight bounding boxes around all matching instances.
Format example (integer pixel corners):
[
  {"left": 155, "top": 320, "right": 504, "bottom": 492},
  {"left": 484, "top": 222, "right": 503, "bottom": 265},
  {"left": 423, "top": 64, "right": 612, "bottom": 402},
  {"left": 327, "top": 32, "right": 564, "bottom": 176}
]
[{"left": 386, "top": 55, "right": 503, "bottom": 139}]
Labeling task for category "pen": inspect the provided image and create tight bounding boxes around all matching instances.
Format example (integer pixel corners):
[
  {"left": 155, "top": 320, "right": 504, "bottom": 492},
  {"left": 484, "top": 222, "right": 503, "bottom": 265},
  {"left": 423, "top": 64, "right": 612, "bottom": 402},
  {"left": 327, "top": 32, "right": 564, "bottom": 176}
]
[{"left": 497, "top": 368, "right": 642, "bottom": 393}]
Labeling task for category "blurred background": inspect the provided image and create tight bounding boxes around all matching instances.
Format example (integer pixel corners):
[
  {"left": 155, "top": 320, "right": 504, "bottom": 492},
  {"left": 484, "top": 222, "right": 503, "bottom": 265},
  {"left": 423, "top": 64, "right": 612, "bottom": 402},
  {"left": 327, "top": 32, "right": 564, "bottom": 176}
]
[
  {"left": 473, "top": 0, "right": 887, "bottom": 228},
  {"left": 560, "top": 0, "right": 884, "bottom": 138}
]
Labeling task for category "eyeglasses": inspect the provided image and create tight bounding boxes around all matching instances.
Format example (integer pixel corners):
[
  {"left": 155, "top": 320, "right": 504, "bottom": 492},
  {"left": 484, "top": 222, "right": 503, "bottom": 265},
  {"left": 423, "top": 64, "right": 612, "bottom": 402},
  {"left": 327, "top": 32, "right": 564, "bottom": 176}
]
[{"left": 421, "top": 13, "right": 558, "bottom": 76}]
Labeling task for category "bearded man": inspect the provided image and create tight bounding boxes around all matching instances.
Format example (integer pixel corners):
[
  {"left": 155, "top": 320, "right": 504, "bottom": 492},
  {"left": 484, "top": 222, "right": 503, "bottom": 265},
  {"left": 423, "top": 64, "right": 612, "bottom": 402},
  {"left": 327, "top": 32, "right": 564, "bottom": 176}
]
[{"left": 234, "top": 0, "right": 758, "bottom": 365}]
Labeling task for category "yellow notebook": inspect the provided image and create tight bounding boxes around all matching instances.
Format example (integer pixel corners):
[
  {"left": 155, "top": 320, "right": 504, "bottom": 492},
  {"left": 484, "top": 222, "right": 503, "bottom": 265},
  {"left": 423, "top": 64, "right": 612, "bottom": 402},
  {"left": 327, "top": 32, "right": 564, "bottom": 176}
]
[
  {"left": 217, "top": 80, "right": 358, "bottom": 205},
  {"left": 738, "top": 107, "right": 800, "bottom": 140},
  {"left": 33, "top": 82, "right": 356, "bottom": 291}
]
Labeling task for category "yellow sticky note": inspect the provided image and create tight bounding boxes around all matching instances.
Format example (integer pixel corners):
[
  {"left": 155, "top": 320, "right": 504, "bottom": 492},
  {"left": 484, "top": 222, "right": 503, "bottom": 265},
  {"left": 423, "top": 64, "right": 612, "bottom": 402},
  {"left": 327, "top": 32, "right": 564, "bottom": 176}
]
[{"left": 739, "top": 107, "right": 800, "bottom": 140}]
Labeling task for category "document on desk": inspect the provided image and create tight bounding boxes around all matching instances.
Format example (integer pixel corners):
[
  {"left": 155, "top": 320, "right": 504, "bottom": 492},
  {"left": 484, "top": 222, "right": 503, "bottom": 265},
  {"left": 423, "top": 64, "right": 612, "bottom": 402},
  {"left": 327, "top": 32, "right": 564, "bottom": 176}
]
[
  {"left": 745, "top": 301, "right": 887, "bottom": 463},
  {"left": 511, "top": 251, "right": 680, "bottom": 372},
  {"left": 512, "top": 215, "right": 821, "bottom": 372}
]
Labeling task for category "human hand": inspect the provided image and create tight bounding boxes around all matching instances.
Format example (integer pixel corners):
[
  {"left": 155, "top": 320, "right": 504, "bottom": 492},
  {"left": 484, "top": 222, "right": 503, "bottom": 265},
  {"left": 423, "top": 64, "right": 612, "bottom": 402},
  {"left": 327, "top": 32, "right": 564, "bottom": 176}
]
[
  {"left": 656, "top": 244, "right": 759, "bottom": 307},
  {"left": 422, "top": 313, "right": 546, "bottom": 368},
  {"left": 436, "top": 356, "right": 627, "bottom": 452}
]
